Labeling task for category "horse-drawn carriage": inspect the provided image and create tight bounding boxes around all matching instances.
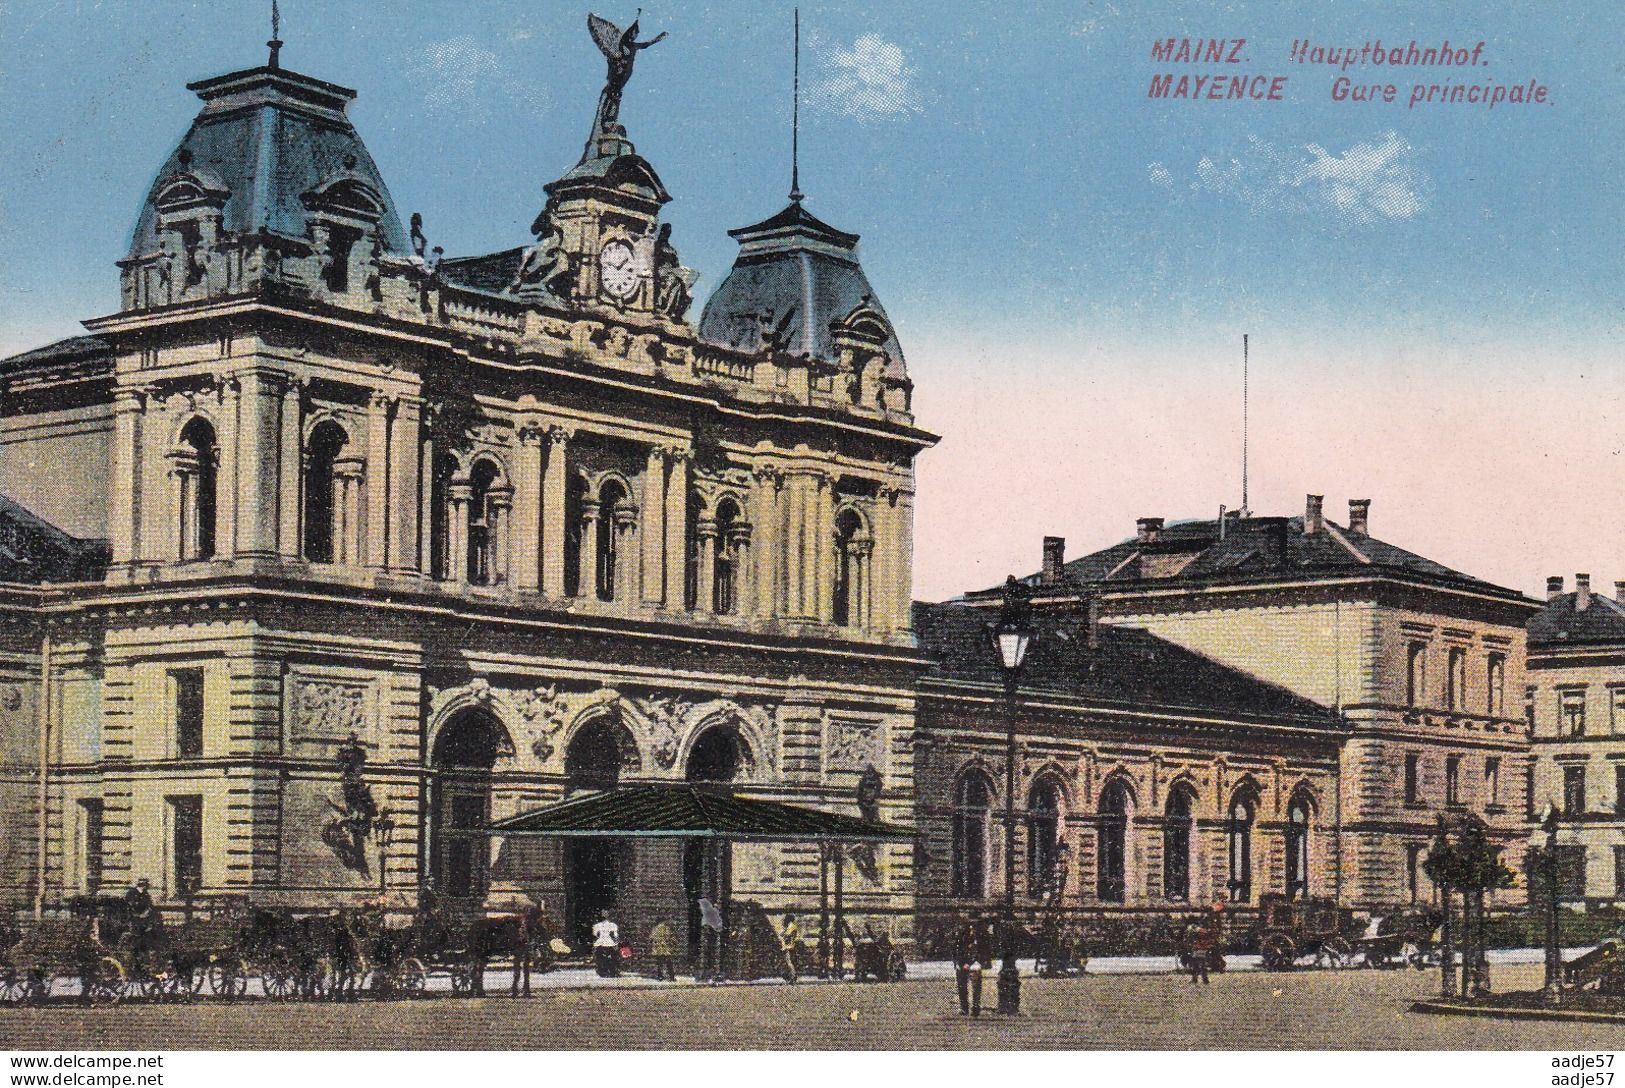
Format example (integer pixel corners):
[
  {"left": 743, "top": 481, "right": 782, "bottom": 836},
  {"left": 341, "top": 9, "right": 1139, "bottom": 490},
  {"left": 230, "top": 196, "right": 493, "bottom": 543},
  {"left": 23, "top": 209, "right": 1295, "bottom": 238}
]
[
  {"left": 1251, "top": 894, "right": 1362, "bottom": 971},
  {"left": 1351, "top": 907, "right": 1443, "bottom": 969}
]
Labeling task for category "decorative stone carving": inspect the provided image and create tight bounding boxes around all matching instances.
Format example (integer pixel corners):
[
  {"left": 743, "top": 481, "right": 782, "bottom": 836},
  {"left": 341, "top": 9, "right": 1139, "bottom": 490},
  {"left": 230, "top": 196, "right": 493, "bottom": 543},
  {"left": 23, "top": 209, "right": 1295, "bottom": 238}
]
[
  {"left": 293, "top": 679, "right": 369, "bottom": 742},
  {"left": 826, "top": 717, "right": 884, "bottom": 773},
  {"left": 0, "top": 685, "right": 22, "bottom": 714},
  {"left": 638, "top": 695, "right": 695, "bottom": 770},
  {"left": 513, "top": 682, "right": 568, "bottom": 761}
]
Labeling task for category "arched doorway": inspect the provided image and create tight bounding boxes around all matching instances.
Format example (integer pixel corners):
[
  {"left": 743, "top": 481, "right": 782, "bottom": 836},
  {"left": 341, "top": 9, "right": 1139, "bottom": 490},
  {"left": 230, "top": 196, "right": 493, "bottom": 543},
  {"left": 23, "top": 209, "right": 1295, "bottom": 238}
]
[
  {"left": 562, "top": 716, "right": 632, "bottom": 946},
  {"left": 1027, "top": 777, "right": 1064, "bottom": 898},
  {"left": 683, "top": 726, "right": 744, "bottom": 951},
  {"left": 1285, "top": 791, "right": 1312, "bottom": 900},
  {"left": 428, "top": 710, "right": 507, "bottom": 915},
  {"left": 951, "top": 770, "right": 993, "bottom": 898}
]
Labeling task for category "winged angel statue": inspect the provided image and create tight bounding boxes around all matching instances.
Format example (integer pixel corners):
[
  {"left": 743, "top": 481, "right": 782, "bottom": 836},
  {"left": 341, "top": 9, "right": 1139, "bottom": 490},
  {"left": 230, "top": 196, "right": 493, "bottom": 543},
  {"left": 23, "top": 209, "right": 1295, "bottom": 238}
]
[{"left": 587, "top": 12, "right": 667, "bottom": 139}]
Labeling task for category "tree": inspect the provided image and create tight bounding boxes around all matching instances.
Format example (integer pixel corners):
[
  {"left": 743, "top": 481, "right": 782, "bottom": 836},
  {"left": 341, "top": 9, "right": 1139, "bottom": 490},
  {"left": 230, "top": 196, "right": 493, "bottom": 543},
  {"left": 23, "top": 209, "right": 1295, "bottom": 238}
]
[{"left": 1423, "top": 813, "right": 1514, "bottom": 998}]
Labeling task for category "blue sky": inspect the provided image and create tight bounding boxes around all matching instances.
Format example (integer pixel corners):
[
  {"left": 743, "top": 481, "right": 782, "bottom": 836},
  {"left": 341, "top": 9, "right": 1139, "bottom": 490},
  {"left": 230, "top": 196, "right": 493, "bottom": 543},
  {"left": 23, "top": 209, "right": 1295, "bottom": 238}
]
[{"left": 1, "top": 1, "right": 1621, "bottom": 598}]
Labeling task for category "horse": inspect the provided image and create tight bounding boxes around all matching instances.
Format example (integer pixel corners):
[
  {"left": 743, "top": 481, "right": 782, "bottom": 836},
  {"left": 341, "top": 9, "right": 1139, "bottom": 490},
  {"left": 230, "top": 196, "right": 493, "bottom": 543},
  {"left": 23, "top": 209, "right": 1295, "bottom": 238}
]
[{"left": 467, "top": 903, "right": 553, "bottom": 997}]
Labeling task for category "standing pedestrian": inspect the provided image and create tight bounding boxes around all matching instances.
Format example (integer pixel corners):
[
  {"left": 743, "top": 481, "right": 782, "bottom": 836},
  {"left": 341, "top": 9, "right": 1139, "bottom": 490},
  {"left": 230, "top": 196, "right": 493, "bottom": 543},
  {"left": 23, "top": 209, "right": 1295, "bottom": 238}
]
[
  {"left": 954, "top": 914, "right": 989, "bottom": 1016},
  {"left": 780, "top": 913, "right": 801, "bottom": 982},
  {"left": 698, "top": 895, "right": 725, "bottom": 982},
  {"left": 592, "top": 909, "right": 621, "bottom": 978},
  {"left": 650, "top": 918, "right": 677, "bottom": 981}
]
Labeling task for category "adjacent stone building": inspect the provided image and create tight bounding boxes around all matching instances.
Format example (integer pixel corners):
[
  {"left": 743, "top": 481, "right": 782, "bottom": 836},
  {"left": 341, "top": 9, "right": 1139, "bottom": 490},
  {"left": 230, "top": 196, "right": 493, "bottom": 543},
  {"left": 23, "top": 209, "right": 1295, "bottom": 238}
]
[
  {"left": 0, "top": 31, "right": 933, "bottom": 950},
  {"left": 1526, "top": 574, "right": 1625, "bottom": 904}
]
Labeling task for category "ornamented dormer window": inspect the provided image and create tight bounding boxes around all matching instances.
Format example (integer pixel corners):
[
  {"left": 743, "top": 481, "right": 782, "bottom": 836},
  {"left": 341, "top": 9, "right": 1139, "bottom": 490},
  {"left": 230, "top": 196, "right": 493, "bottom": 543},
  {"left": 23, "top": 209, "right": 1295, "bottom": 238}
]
[
  {"left": 300, "top": 170, "right": 387, "bottom": 298},
  {"left": 146, "top": 161, "right": 231, "bottom": 306}
]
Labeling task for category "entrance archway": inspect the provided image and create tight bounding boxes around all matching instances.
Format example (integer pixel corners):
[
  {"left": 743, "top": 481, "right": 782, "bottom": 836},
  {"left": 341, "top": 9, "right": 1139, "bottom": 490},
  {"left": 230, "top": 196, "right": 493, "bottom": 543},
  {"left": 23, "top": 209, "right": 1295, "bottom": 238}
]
[
  {"left": 562, "top": 717, "right": 633, "bottom": 945},
  {"left": 428, "top": 709, "right": 507, "bottom": 913},
  {"left": 683, "top": 726, "right": 744, "bottom": 951}
]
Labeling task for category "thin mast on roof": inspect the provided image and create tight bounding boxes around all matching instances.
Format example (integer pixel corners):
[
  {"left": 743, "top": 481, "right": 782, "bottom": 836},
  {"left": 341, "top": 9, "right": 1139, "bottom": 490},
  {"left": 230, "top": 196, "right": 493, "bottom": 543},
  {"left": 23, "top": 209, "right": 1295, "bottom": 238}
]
[
  {"left": 268, "top": 0, "right": 284, "bottom": 68},
  {"left": 1240, "top": 332, "right": 1250, "bottom": 518},
  {"left": 789, "top": 8, "right": 804, "bottom": 204}
]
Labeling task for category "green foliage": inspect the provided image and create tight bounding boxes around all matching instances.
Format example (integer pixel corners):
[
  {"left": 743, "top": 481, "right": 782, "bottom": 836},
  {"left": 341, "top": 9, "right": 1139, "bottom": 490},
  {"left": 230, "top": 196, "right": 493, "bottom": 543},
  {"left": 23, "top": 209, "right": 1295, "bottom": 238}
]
[{"left": 1420, "top": 813, "right": 1515, "bottom": 894}]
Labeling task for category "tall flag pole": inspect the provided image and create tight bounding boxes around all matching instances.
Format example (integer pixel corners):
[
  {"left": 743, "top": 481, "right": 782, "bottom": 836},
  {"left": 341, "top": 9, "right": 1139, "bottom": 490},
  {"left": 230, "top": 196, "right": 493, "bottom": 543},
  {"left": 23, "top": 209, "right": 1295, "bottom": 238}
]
[{"left": 789, "top": 9, "right": 803, "bottom": 204}]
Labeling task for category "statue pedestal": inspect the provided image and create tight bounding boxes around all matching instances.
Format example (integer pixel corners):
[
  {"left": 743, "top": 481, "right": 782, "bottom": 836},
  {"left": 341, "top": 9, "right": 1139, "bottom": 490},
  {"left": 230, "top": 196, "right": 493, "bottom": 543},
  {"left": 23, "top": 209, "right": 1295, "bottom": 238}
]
[{"left": 589, "top": 125, "right": 635, "bottom": 161}]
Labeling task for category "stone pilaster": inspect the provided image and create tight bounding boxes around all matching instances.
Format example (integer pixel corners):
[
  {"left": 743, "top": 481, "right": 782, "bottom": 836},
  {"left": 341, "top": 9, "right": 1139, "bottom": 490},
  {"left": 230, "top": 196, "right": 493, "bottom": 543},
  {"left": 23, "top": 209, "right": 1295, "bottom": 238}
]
[
  {"left": 277, "top": 381, "right": 302, "bottom": 559},
  {"left": 214, "top": 377, "right": 239, "bottom": 556},
  {"left": 388, "top": 396, "right": 421, "bottom": 572},
  {"left": 541, "top": 425, "right": 572, "bottom": 597},
  {"left": 108, "top": 386, "right": 148, "bottom": 566},
  {"left": 364, "top": 392, "right": 392, "bottom": 569},
  {"left": 663, "top": 448, "right": 689, "bottom": 609},
  {"left": 640, "top": 446, "right": 666, "bottom": 605},
  {"left": 511, "top": 421, "right": 544, "bottom": 592}
]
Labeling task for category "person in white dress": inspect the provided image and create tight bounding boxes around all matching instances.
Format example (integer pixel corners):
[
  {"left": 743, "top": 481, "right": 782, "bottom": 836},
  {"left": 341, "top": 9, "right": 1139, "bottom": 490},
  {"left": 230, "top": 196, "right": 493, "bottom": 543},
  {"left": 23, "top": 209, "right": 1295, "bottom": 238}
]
[{"left": 592, "top": 910, "right": 621, "bottom": 977}]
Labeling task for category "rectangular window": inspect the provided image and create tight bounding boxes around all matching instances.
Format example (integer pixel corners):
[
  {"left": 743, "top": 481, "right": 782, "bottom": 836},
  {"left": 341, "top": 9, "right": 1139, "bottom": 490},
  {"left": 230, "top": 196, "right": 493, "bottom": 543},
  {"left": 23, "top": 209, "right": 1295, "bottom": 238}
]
[
  {"left": 1525, "top": 686, "right": 1537, "bottom": 733},
  {"left": 1406, "top": 644, "right": 1427, "bottom": 707},
  {"left": 1563, "top": 764, "right": 1587, "bottom": 817},
  {"left": 78, "top": 798, "right": 104, "bottom": 895},
  {"left": 1446, "top": 647, "right": 1466, "bottom": 711},
  {"left": 1484, "top": 757, "right": 1501, "bottom": 807},
  {"left": 1404, "top": 753, "right": 1421, "bottom": 805},
  {"left": 1561, "top": 690, "right": 1588, "bottom": 737},
  {"left": 1556, "top": 845, "right": 1587, "bottom": 901},
  {"left": 1406, "top": 843, "right": 1423, "bottom": 904},
  {"left": 1612, "top": 689, "right": 1625, "bottom": 735},
  {"left": 1445, "top": 755, "right": 1462, "bottom": 806},
  {"left": 173, "top": 668, "right": 204, "bottom": 759},
  {"left": 169, "top": 795, "right": 203, "bottom": 898},
  {"left": 1486, "top": 654, "right": 1505, "bottom": 716},
  {"left": 1616, "top": 765, "right": 1625, "bottom": 816},
  {"left": 1526, "top": 761, "right": 1537, "bottom": 821},
  {"left": 1616, "top": 846, "right": 1625, "bottom": 899}
]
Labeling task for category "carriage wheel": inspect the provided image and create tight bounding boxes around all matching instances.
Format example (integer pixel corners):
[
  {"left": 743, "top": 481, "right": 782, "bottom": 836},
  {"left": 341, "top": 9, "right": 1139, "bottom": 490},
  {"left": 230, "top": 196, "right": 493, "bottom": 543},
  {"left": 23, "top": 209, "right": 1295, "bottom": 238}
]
[
  {"left": 886, "top": 951, "right": 907, "bottom": 982},
  {"left": 1318, "top": 937, "right": 1353, "bottom": 970},
  {"left": 85, "top": 956, "right": 127, "bottom": 1007},
  {"left": 0, "top": 967, "right": 23, "bottom": 1005},
  {"left": 170, "top": 965, "right": 204, "bottom": 1002},
  {"left": 397, "top": 958, "right": 429, "bottom": 997},
  {"left": 208, "top": 961, "right": 248, "bottom": 1001},
  {"left": 449, "top": 962, "right": 475, "bottom": 995},
  {"left": 263, "top": 952, "right": 299, "bottom": 1001},
  {"left": 1260, "top": 934, "right": 1296, "bottom": 971}
]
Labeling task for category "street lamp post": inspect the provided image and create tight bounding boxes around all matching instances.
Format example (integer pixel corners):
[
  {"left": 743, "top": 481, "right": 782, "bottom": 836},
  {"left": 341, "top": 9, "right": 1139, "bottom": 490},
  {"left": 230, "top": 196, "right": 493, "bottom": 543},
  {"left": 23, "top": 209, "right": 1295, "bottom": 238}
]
[
  {"left": 988, "top": 576, "right": 1034, "bottom": 1016},
  {"left": 1541, "top": 803, "right": 1562, "bottom": 1004},
  {"left": 373, "top": 811, "right": 396, "bottom": 902}
]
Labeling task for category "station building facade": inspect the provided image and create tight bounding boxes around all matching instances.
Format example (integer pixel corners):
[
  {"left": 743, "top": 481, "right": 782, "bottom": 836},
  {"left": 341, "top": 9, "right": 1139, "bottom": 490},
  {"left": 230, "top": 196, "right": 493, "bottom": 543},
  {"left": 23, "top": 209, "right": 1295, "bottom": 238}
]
[{"left": 0, "top": 35, "right": 933, "bottom": 951}]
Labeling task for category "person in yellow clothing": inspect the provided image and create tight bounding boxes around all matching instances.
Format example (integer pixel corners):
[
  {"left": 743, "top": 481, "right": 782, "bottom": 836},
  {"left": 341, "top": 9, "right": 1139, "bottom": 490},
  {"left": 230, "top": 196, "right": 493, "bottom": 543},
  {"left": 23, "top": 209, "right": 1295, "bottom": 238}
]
[
  {"left": 649, "top": 918, "right": 677, "bottom": 981},
  {"left": 780, "top": 913, "right": 801, "bottom": 982}
]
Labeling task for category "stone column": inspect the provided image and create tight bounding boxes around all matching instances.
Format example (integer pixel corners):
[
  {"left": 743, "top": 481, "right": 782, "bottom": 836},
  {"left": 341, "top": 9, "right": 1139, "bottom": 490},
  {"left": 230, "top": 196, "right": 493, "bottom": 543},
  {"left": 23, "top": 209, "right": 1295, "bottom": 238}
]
[
  {"left": 640, "top": 446, "right": 666, "bottom": 605},
  {"left": 853, "top": 538, "right": 874, "bottom": 630},
  {"left": 783, "top": 474, "right": 806, "bottom": 617},
  {"left": 871, "top": 488, "right": 896, "bottom": 632},
  {"left": 511, "top": 422, "right": 544, "bottom": 592},
  {"left": 418, "top": 404, "right": 438, "bottom": 578},
  {"left": 541, "top": 426, "right": 572, "bottom": 597},
  {"left": 695, "top": 517, "right": 718, "bottom": 613},
  {"left": 748, "top": 468, "right": 778, "bottom": 618},
  {"left": 812, "top": 473, "right": 834, "bottom": 622},
  {"left": 167, "top": 449, "right": 199, "bottom": 561},
  {"left": 214, "top": 377, "right": 239, "bottom": 557},
  {"left": 488, "top": 486, "right": 513, "bottom": 585},
  {"left": 614, "top": 502, "right": 638, "bottom": 603},
  {"left": 729, "top": 525, "right": 753, "bottom": 616},
  {"left": 234, "top": 369, "right": 287, "bottom": 557},
  {"left": 334, "top": 457, "right": 366, "bottom": 566},
  {"left": 108, "top": 387, "right": 147, "bottom": 566},
  {"left": 578, "top": 499, "right": 601, "bottom": 598},
  {"left": 447, "top": 481, "right": 472, "bottom": 585},
  {"left": 277, "top": 382, "right": 303, "bottom": 559},
  {"left": 388, "top": 396, "right": 421, "bottom": 573},
  {"left": 890, "top": 487, "right": 915, "bottom": 630},
  {"left": 364, "top": 392, "right": 392, "bottom": 570},
  {"left": 663, "top": 448, "right": 689, "bottom": 610}
]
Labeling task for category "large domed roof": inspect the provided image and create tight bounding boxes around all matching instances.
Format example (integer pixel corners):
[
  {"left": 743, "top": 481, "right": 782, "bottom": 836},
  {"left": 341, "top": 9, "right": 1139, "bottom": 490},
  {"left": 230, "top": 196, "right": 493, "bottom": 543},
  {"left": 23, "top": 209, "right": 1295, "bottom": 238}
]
[
  {"left": 127, "top": 63, "right": 409, "bottom": 260},
  {"left": 699, "top": 201, "right": 905, "bottom": 380}
]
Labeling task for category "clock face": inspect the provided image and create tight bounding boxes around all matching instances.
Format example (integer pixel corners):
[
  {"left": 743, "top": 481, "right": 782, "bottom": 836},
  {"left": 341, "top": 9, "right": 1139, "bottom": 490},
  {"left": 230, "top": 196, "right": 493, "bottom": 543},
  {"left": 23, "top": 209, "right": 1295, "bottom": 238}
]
[{"left": 599, "top": 240, "right": 640, "bottom": 299}]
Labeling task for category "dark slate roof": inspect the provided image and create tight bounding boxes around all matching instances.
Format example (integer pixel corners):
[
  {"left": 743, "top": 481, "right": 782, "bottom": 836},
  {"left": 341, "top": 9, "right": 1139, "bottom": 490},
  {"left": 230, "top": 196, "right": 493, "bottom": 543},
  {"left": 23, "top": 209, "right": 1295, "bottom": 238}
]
[
  {"left": 699, "top": 201, "right": 906, "bottom": 379},
  {"left": 438, "top": 247, "right": 526, "bottom": 295},
  {"left": 913, "top": 600, "right": 1341, "bottom": 730},
  {"left": 1529, "top": 592, "right": 1625, "bottom": 647},
  {"left": 977, "top": 512, "right": 1525, "bottom": 602},
  {"left": 0, "top": 495, "right": 109, "bottom": 583},
  {"left": 0, "top": 336, "right": 110, "bottom": 375},
  {"left": 490, "top": 784, "right": 913, "bottom": 842},
  {"left": 127, "top": 65, "right": 408, "bottom": 259}
]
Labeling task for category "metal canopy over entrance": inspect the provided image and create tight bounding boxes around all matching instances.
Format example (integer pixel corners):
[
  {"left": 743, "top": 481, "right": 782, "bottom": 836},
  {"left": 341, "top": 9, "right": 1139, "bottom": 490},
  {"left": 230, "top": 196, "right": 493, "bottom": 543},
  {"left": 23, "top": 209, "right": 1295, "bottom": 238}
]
[{"left": 488, "top": 784, "right": 915, "bottom": 843}]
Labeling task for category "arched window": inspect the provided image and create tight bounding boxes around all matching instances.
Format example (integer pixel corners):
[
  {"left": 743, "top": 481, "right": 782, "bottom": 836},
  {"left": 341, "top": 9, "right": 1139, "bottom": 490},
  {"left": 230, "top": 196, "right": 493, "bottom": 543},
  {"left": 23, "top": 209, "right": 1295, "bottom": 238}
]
[
  {"left": 1227, "top": 789, "right": 1257, "bottom": 903},
  {"left": 1286, "top": 792, "right": 1312, "bottom": 899},
  {"left": 951, "top": 771, "right": 992, "bottom": 898},
  {"left": 1097, "top": 779, "right": 1131, "bottom": 903},
  {"left": 685, "top": 727, "right": 744, "bottom": 784},
  {"left": 713, "top": 499, "right": 742, "bottom": 615},
  {"left": 565, "top": 716, "right": 628, "bottom": 793},
  {"left": 563, "top": 471, "right": 586, "bottom": 597},
  {"left": 832, "top": 509, "right": 865, "bottom": 627},
  {"left": 466, "top": 459, "right": 501, "bottom": 585},
  {"left": 1406, "top": 642, "right": 1427, "bottom": 707},
  {"left": 1164, "top": 785, "right": 1195, "bottom": 902},
  {"left": 1027, "top": 778, "right": 1064, "bottom": 898},
  {"left": 175, "top": 418, "right": 218, "bottom": 560},
  {"left": 429, "top": 710, "right": 508, "bottom": 904},
  {"left": 303, "top": 421, "right": 348, "bottom": 563},
  {"left": 595, "top": 479, "right": 628, "bottom": 602}
]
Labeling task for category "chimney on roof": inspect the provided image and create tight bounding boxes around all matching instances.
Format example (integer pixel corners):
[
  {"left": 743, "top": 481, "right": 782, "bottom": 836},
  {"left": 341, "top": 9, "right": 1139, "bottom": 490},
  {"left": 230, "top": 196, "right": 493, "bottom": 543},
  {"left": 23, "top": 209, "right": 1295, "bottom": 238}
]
[
  {"left": 1347, "top": 498, "right": 1370, "bottom": 538},
  {"left": 1616, "top": 580, "right": 1625, "bottom": 605},
  {"left": 1576, "top": 573, "right": 1592, "bottom": 612},
  {"left": 1547, "top": 575, "right": 1565, "bottom": 601},
  {"left": 1041, "top": 536, "right": 1066, "bottom": 585},
  {"left": 1305, "top": 494, "right": 1324, "bottom": 535},
  {"left": 1087, "top": 595, "right": 1101, "bottom": 650},
  {"left": 1136, "top": 517, "right": 1164, "bottom": 544}
]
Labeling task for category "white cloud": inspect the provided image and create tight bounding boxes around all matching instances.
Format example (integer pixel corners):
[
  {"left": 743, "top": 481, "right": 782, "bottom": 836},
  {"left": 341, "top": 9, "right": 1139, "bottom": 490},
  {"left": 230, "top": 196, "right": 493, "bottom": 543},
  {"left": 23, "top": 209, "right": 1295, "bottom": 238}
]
[
  {"left": 808, "top": 33, "right": 927, "bottom": 122},
  {"left": 406, "top": 36, "right": 549, "bottom": 125},
  {"left": 1166, "top": 131, "right": 1431, "bottom": 227},
  {"left": 1148, "top": 162, "right": 1174, "bottom": 189}
]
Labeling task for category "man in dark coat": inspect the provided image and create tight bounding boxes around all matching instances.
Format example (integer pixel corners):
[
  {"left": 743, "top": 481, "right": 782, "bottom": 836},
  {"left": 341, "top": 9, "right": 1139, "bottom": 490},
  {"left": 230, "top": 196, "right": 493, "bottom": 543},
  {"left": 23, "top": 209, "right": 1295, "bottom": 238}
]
[{"left": 955, "top": 914, "right": 992, "bottom": 1016}]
